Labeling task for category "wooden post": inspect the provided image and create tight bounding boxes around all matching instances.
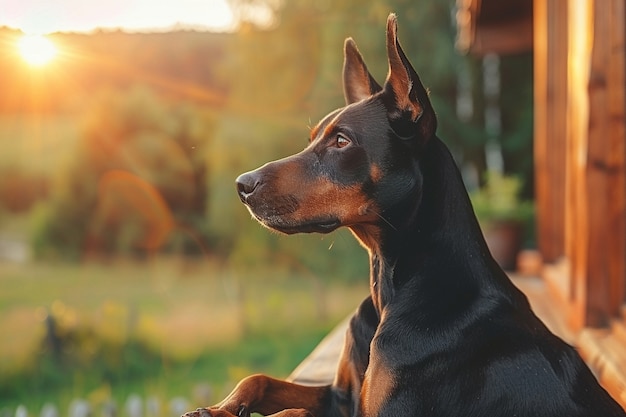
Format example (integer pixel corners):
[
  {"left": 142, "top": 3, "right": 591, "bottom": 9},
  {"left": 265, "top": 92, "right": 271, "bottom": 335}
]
[
  {"left": 566, "top": 0, "right": 626, "bottom": 329},
  {"left": 565, "top": 0, "right": 593, "bottom": 330},
  {"left": 534, "top": 0, "right": 568, "bottom": 264},
  {"left": 584, "top": 0, "right": 625, "bottom": 325},
  {"left": 603, "top": 0, "right": 626, "bottom": 321}
]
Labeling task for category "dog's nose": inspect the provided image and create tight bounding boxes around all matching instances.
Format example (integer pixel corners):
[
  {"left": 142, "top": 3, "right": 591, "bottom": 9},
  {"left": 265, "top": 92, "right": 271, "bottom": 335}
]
[{"left": 236, "top": 171, "right": 260, "bottom": 202}]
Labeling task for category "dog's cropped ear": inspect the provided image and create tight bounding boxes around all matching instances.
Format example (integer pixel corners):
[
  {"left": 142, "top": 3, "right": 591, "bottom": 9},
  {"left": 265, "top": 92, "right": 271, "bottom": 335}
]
[
  {"left": 343, "top": 38, "right": 383, "bottom": 105},
  {"left": 384, "top": 14, "right": 437, "bottom": 141}
]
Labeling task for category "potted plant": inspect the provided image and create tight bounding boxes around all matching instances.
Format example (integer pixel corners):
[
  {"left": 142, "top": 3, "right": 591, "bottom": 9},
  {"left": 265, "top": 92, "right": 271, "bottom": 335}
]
[{"left": 470, "top": 171, "right": 534, "bottom": 271}]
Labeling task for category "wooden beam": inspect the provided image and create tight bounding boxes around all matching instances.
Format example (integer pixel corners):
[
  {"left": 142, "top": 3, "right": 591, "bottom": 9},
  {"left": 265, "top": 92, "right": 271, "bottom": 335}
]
[
  {"left": 469, "top": 17, "right": 534, "bottom": 55},
  {"left": 456, "top": 0, "right": 533, "bottom": 55}
]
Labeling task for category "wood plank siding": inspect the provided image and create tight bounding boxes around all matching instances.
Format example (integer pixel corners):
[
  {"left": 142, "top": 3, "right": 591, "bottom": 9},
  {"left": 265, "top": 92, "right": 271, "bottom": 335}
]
[{"left": 457, "top": 0, "right": 626, "bottom": 404}]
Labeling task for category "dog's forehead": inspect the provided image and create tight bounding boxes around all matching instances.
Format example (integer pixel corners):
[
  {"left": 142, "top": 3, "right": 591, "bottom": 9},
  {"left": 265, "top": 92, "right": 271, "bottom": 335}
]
[{"left": 310, "top": 98, "right": 387, "bottom": 142}]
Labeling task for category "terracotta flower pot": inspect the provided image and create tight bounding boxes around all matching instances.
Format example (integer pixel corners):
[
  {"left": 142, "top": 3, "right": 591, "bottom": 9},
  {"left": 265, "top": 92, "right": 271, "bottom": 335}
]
[{"left": 482, "top": 220, "right": 523, "bottom": 271}]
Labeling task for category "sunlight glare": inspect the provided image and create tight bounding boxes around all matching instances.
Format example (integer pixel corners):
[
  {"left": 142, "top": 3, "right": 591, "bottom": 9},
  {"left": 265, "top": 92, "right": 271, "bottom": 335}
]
[{"left": 17, "top": 34, "right": 58, "bottom": 66}]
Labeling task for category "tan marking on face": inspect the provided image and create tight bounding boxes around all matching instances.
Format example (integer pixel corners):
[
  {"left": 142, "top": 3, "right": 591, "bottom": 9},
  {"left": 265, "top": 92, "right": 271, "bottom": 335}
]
[
  {"left": 322, "top": 119, "right": 338, "bottom": 139},
  {"left": 358, "top": 202, "right": 370, "bottom": 216},
  {"left": 309, "top": 124, "right": 321, "bottom": 142},
  {"left": 292, "top": 178, "right": 375, "bottom": 224},
  {"left": 370, "top": 164, "right": 383, "bottom": 183}
]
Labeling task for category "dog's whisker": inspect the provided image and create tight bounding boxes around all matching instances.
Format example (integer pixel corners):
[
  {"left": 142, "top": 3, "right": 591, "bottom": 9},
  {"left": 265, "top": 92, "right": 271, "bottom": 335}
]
[{"left": 374, "top": 211, "right": 397, "bottom": 231}]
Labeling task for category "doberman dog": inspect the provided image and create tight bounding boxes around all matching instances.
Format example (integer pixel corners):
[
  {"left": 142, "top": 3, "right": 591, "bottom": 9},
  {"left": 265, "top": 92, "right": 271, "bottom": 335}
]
[{"left": 183, "top": 14, "right": 626, "bottom": 417}]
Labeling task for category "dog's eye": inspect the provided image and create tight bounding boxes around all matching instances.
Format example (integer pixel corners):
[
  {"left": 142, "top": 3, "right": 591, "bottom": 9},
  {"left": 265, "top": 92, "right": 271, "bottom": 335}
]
[{"left": 336, "top": 134, "right": 351, "bottom": 148}]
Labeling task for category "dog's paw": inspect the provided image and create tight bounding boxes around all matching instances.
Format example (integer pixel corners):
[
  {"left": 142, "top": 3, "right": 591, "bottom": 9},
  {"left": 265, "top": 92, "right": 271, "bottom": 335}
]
[
  {"left": 182, "top": 408, "right": 213, "bottom": 417},
  {"left": 181, "top": 407, "right": 245, "bottom": 417}
]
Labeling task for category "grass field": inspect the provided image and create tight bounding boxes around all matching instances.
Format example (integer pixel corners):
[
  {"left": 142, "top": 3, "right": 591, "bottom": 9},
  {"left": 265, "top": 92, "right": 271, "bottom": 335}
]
[{"left": 0, "top": 257, "right": 369, "bottom": 413}]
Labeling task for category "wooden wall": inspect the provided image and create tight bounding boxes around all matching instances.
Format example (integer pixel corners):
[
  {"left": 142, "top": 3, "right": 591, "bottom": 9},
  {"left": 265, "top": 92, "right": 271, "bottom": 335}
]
[{"left": 534, "top": 0, "right": 625, "bottom": 329}]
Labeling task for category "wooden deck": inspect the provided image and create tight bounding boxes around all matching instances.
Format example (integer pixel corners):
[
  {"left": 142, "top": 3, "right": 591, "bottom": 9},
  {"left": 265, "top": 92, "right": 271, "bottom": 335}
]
[{"left": 288, "top": 275, "right": 626, "bottom": 406}]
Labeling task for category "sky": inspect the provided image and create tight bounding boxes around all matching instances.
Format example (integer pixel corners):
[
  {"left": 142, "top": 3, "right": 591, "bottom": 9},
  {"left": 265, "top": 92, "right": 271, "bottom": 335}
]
[{"left": 0, "top": 0, "right": 235, "bottom": 34}]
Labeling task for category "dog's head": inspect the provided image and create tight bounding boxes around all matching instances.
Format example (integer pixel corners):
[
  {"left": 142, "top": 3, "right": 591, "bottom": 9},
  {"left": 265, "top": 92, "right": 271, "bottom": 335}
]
[{"left": 236, "top": 14, "right": 437, "bottom": 246}]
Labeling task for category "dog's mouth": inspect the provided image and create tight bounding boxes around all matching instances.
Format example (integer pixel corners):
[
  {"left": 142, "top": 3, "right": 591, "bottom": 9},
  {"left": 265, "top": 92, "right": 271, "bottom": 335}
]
[
  {"left": 277, "top": 218, "right": 341, "bottom": 234},
  {"left": 253, "top": 213, "right": 341, "bottom": 235}
]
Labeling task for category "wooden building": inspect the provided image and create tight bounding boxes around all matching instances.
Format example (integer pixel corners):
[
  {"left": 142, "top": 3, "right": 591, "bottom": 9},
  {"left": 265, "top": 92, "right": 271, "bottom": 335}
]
[{"left": 456, "top": 0, "right": 626, "bottom": 405}]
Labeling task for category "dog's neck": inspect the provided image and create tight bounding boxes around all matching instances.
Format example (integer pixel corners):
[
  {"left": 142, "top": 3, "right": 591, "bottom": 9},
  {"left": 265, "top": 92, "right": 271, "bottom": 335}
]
[{"left": 355, "top": 137, "right": 515, "bottom": 317}]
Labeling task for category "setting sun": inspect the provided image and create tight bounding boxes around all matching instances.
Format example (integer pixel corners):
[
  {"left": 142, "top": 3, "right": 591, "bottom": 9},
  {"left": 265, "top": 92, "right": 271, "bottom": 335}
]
[{"left": 17, "top": 34, "right": 57, "bottom": 66}]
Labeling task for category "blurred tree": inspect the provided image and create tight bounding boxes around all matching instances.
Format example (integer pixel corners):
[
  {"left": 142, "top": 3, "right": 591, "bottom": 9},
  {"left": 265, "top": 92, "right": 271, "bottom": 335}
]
[
  {"left": 0, "top": 169, "right": 49, "bottom": 212},
  {"left": 499, "top": 52, "right": 534, "bottom": 198},
  {"left": 22, "top": 0, "right": 533, "bottom": 265},
  {"left": 32, "top": 87, "right": 218, "bottom": 259}
]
